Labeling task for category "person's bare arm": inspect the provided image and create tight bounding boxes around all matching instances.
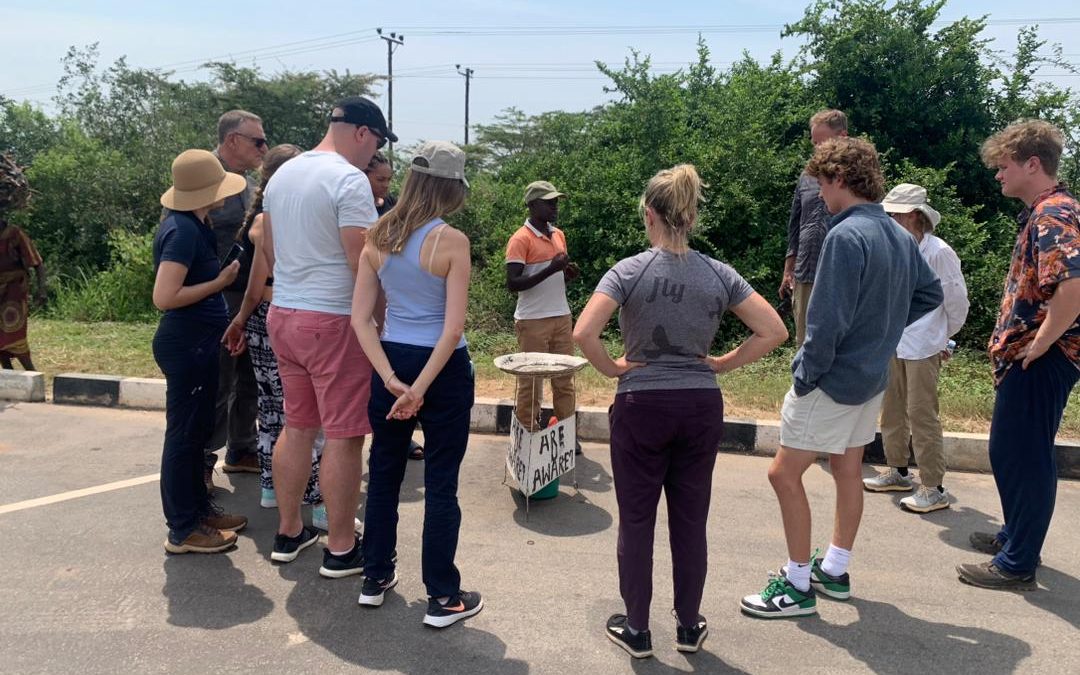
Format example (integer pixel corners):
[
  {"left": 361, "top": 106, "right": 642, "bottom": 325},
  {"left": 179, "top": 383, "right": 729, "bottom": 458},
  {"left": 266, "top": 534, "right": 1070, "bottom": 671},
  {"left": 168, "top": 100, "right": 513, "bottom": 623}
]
[
  {"left": 32, "top": 262, "right": 47, "bottom": 306},
  {"left": 703, "top": 292, "right": 788, "bottom": 374},
  {"left": 1020, "top": 277, "right": 1080, "bottom": 369},
  {"left": 340, "top": 226, "right": 368, "bottom": 276},
  {"left": 153, "top": 261, "right": 238, "bottom": 311},
  {"left": 506, "top": 253, "right": 568, "bottom": 293},
  {"left": 223, "top": 217, "right": 270, "bottom": 355},
  {"left": 573, "top": 292, "right": 642, "bottom": 378}
]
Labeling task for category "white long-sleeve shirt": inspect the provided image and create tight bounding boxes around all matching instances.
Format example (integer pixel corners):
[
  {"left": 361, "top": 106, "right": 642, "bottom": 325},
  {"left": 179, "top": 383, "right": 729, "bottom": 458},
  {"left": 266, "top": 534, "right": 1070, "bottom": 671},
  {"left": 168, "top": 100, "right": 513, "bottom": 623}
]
[{"left": 896, "top": 233, "right": 969, "bottom": 360}]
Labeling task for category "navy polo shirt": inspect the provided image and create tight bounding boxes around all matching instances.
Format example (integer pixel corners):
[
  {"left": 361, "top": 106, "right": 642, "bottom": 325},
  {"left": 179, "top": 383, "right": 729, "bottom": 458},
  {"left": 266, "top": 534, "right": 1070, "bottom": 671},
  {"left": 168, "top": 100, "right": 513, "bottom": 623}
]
[{"left": 153, "top": 210, "right": 229, "bottom": 328}]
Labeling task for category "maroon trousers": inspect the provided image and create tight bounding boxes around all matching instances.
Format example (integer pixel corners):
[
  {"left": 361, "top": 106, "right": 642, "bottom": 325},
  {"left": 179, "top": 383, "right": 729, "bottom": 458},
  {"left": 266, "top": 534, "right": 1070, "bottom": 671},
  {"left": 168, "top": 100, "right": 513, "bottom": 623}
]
[{"left": 609, "top": 388, "right": 724, "bottom": 630}]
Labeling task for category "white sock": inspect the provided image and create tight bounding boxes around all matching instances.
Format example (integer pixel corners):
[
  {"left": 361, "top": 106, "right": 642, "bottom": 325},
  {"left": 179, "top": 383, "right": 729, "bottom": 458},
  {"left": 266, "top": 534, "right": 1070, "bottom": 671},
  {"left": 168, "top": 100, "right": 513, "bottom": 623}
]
[
  {"left": 821, "top": 544, "right": 851, "bottom": 578},
  {"left": 329, "top": 547, "right": 352, "bottom": 557},
  {"left": 785, "top": 559, "right": 812, "bottom": 592}
]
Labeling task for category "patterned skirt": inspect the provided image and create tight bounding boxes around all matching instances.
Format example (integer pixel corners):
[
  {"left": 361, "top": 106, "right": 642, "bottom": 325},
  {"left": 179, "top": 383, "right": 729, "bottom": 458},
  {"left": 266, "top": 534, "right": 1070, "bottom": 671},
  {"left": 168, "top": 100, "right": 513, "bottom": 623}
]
[{"left": 246, "top": 301, "right": 323, "bottom": 503}]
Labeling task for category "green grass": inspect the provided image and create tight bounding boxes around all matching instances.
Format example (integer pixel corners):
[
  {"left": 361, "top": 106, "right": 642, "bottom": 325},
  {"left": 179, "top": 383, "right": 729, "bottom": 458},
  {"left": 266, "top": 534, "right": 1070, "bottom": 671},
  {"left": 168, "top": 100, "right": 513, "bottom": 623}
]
[{"left": 19, "top": 318, "right": 1080, "bottom": 439}]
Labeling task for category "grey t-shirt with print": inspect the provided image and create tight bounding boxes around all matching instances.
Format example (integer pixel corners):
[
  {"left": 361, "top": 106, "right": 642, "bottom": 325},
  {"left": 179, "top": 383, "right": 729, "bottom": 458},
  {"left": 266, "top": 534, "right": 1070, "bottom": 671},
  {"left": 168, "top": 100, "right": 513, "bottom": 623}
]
[{"left": 595, "top": 247, "right": 754, "bottom": 394}]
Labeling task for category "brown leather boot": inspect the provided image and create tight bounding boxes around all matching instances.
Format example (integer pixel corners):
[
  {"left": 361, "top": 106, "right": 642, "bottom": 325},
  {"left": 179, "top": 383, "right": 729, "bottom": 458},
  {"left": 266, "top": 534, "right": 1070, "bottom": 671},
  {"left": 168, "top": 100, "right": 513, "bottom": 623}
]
[
  {"left": 164, "top": 525, "right": 237, "bottom": 554},
  {"left": 203, "top": 512, "right": 248, "bottom": 533}
]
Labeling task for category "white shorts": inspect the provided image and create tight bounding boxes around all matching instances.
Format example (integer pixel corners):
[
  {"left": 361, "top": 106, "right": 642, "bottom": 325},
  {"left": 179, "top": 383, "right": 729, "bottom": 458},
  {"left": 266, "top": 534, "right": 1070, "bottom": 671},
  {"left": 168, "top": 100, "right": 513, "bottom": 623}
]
[{"left": 779, "top": 386, "right": 884, "bottom": 455}]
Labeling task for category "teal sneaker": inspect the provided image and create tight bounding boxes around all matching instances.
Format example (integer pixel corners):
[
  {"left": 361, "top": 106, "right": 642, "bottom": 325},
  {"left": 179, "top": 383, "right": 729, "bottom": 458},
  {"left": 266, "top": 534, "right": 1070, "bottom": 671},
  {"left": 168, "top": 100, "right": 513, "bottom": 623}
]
[
  {"left": 781, "top": 558, "right": 851, "bottom": 600},
  {"left": 740, "top": 573, "right": 817, "bottom": 619}
]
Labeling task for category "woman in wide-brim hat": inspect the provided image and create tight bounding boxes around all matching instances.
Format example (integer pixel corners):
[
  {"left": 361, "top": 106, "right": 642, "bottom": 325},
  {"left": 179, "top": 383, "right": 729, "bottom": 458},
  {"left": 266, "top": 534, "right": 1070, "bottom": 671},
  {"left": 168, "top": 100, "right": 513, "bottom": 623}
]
[{"left": 153, "top": 149, "right": 249, "bottom": 555}]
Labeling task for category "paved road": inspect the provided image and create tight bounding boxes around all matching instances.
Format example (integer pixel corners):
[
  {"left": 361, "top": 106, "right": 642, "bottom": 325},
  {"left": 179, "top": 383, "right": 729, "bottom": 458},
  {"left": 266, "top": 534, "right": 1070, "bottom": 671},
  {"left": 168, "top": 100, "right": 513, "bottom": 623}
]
[{"left": 0, "top": 401, "right": 1077, "bottom": 674}]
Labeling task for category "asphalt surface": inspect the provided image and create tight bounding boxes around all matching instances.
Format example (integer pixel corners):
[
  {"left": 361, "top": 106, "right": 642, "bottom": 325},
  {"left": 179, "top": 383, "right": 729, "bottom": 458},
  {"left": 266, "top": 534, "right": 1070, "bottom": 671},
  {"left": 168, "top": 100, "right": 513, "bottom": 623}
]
[{"left": 0, "top": 401, "right": 1077, "bottom": 674}]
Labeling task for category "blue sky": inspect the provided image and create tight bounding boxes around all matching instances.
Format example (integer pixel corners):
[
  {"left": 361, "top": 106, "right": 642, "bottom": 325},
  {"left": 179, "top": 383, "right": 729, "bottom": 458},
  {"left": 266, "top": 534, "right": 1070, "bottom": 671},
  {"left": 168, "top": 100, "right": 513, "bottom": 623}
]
[{"left": 3, "top": 1, "right": 1077, "bottom": 147}]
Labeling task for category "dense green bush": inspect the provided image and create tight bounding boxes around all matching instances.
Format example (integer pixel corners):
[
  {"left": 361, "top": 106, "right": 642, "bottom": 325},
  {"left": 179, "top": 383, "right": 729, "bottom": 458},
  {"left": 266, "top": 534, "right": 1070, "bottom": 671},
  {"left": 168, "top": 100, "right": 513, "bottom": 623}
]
[
  {"left": 3, "top": 0, "right": 1078, "bottom": 349},
  {"left": 49, "top": 230, "right": 157, "bottom": 322}
]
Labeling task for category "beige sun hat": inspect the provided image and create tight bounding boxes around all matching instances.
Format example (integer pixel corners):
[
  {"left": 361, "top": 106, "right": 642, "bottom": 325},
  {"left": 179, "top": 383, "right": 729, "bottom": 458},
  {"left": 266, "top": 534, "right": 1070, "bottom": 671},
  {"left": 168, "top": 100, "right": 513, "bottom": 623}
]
[
  {"left": 160, "top": 149, "right": 248, "bottom": 211},
  {"left": 881, "top": 183, "right": 941, "bottom": 230},
  {"left": 409, "top": 141, "right": 469, "bottom": 187},
  {"left": 523, "top": 180, "right": 565, "bottom": 205}
]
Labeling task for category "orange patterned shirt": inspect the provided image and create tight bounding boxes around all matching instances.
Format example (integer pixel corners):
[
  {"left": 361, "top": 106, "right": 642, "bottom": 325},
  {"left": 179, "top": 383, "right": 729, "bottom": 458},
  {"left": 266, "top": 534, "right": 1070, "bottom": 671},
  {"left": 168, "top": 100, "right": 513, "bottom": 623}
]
[{"left": 989, "top": 184, "right": 1080, "bottom": 386}]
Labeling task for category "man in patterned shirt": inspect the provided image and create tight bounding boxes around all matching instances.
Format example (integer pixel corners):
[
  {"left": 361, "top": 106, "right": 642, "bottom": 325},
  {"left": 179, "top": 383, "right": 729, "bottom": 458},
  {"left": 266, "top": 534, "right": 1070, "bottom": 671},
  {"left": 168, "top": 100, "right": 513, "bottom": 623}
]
[{"left": 958, "top": 120, "right": 1080, "bottom": 591}]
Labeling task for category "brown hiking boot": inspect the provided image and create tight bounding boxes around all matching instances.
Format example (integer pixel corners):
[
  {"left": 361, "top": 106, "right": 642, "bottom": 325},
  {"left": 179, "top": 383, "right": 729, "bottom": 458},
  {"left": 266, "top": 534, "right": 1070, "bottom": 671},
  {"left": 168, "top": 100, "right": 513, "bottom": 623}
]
[
  {"left": 223, "top": 454, "right": 260, "bottom": 474},
  {"left": 203, "top": 511, "right": 248, "bottom": 533},
  {"left": 164, "top": 525, "right": 237, "bottom": 554}
]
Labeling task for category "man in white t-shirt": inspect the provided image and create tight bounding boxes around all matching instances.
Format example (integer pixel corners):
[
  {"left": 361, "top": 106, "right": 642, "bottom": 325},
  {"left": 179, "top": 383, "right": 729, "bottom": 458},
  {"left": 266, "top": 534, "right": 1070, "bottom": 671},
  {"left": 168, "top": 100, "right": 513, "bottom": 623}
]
[
  {"left": 261, "top": 97, "right": 396, "bottom": 576},
  {"left": 505, "top": 181, "right": 580, "bottom": 441}
]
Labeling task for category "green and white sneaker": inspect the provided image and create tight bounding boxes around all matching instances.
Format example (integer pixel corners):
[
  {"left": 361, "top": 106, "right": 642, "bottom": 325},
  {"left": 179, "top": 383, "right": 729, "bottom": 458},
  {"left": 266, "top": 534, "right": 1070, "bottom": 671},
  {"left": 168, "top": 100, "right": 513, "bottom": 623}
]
[
  {"left": 740, "top": 573, "right": 817, "bottom": 619},
  {"left": 781, "top": 558, "right": 851, "bottom": 600}
]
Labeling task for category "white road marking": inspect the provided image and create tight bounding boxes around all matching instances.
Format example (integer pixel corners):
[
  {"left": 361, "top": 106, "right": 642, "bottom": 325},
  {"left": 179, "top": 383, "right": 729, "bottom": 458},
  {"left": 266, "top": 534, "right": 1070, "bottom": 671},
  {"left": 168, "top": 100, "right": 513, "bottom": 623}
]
[{"left": 0, "top": 472, "right": 160, "bottom": 515}]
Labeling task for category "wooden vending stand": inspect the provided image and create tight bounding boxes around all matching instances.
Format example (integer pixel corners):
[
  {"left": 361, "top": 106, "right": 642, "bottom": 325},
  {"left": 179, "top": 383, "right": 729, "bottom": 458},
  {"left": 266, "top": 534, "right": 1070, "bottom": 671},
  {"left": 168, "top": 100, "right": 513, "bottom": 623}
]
[{"left": 494, "top": 352, "right": 588, "bottom": 516}]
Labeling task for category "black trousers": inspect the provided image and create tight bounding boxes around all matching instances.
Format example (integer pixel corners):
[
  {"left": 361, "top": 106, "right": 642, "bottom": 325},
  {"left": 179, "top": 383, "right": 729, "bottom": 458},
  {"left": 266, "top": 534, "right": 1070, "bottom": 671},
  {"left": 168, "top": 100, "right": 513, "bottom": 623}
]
[{"left": 154, "top": 319, "right": 222, "bottom": 543}]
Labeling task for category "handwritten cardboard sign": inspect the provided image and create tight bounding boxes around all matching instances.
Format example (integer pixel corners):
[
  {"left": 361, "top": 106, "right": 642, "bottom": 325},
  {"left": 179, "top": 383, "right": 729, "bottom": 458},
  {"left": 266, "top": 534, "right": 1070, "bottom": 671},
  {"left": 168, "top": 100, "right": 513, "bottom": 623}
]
[{"left": 506, "top": 414, "right": 576, "bottom": 497}]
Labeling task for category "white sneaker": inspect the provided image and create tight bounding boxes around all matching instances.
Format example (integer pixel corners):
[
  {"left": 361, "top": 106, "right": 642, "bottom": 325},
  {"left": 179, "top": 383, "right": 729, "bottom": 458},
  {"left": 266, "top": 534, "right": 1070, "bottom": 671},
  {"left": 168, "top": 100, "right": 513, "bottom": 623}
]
[
  {"left": 311, "top": 504, "right": 362, "bottom": 533},
  {"left": 862, "top": 468, "right": 914, "bottom": 493},
  {"left": 260, "top": 488, "right": 277, "bottom": 509},
  {"left": 900, "top": 485, "right": 950, "bottom": 513}
]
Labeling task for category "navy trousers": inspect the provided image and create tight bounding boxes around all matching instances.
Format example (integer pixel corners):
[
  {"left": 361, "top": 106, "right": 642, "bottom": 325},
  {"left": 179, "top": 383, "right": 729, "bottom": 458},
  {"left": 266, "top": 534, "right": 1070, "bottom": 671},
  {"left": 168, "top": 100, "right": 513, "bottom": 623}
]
[
  {"left": 362, "top": 343, "right": 474, "bottom": 598},
  {"left": 989, "top": 346, "right": 1078, "bottom": 575},
  {"left": 153, "top": 319, "right": 222, "bottom": 543}
]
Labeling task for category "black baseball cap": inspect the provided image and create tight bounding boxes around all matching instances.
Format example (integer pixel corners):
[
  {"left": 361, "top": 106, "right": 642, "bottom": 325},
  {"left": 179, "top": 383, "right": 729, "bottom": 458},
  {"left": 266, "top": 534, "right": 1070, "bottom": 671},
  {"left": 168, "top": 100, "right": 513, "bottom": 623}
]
[{"left": 330, "top": 96, "right": 398, "bottom": 143}]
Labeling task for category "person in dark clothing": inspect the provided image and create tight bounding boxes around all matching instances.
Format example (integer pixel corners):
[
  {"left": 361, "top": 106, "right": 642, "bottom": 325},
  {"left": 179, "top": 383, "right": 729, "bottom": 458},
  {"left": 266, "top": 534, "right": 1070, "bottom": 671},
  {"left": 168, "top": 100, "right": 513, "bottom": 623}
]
[
  {"left": 575, "top": 164, "right": 787, "bottom": 658},
  {"left": 203, "top": 109, "right": 267, "bottom": 487},
  {"left": 153, "top": 149, "right": 249, "bottom": 554}
]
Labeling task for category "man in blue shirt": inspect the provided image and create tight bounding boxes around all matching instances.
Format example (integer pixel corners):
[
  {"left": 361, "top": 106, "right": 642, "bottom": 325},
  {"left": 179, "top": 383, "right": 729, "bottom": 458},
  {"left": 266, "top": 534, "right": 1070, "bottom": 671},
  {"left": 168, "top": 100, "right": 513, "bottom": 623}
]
[{"left": 741, "top": 137, "right": 943, "bottom": 619}]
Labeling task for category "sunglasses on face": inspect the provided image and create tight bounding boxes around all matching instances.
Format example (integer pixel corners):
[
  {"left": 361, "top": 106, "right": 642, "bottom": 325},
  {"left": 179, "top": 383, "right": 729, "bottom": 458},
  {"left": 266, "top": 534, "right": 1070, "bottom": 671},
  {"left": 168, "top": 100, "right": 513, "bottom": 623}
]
[{"left": 233, "top": 132, "right": 267, "bottom": 149}]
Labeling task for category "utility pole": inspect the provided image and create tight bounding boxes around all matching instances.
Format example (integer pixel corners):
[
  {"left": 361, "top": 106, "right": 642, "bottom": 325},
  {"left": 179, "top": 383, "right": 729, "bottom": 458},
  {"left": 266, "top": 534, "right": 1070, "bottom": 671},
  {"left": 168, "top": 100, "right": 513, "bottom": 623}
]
[
  {"left": 456, "top": 64, "right": 474, "bottom": 145},
  {"left": 376, "top": 28, "right": 404, "bottom": 161}
]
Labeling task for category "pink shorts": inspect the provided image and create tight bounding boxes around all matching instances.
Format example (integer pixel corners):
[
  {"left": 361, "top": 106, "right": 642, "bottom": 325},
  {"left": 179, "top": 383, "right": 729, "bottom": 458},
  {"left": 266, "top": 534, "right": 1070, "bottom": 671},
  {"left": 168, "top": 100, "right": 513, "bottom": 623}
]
[{"left": 267, "top": 305, "right": 372, "bottom": 439}]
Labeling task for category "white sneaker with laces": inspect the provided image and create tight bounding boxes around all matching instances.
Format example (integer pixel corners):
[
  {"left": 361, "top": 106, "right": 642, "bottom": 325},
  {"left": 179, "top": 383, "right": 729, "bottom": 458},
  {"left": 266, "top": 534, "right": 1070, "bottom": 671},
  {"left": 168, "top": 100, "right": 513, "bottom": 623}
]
[
  {"left": 862, "top": 468, "right": 914, "bottom": 493},
  {"left": 900, "top": 485, "right": 950, "bottom": 513}
]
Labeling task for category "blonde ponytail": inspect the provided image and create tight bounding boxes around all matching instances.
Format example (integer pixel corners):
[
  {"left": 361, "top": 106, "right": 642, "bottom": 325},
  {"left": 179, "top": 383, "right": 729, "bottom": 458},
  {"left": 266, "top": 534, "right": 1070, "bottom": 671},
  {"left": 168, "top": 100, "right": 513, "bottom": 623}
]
[{"left": 640, "top": 163, "right": 705, "bottom": 252}]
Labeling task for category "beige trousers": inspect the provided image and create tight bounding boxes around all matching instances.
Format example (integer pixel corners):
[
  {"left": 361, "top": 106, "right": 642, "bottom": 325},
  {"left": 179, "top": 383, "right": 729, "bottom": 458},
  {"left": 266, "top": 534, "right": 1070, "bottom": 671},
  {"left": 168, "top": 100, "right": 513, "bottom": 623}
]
[
  {"left": 880, "top": 355, "right": 947, "bottom": 487},
  {"left": 793, "top": 282, "right": 813, "bottom": 348},
  {"left": 514, "top": 314, "right": 576, "bottom": 430}
]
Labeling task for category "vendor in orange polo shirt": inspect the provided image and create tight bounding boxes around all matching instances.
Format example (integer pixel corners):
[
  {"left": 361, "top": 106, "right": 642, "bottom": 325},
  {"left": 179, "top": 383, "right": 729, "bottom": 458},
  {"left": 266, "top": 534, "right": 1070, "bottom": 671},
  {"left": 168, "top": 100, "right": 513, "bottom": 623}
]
[{"left": 505, "top": 181, "right": 581, "bottom": 452}]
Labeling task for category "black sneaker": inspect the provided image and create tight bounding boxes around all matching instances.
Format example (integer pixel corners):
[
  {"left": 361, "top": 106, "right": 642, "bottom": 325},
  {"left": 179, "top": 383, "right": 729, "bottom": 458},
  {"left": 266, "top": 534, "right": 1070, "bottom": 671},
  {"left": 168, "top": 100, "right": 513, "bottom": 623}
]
[
  {"left": 606, "top": 614, "right": 653, "bottom": 658},
  {"left": 271, "top": 526, "right": 319, "bottom": 563},
  {"left": 674, "top": 612, "right": 708, "bottom": 653},
  {"left": 319, "top": 536, "right": 364, "bottom": 578},
  {"left": 358, "top": 571, "right": 399, "bottom": 607},
  {"left": 422, "top": 591, "right": 484, "bottom": 628}
]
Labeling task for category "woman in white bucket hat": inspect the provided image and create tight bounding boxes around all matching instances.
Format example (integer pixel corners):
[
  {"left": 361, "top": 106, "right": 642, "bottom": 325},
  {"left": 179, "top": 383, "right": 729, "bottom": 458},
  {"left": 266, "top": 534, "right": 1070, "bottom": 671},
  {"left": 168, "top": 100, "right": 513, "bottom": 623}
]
[{"left": 863, "top": 183, "right": 970, "bottom": 513}]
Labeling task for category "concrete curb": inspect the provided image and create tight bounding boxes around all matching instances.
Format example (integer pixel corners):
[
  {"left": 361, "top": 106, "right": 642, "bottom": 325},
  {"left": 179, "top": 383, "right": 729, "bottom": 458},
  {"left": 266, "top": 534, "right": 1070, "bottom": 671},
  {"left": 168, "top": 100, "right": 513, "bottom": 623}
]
[
  {"left": 0, "top": 370, "right": 46, "bottom": 402},
  {"left": 10, "top": 373, "right": 1080, "bottom": 478}
]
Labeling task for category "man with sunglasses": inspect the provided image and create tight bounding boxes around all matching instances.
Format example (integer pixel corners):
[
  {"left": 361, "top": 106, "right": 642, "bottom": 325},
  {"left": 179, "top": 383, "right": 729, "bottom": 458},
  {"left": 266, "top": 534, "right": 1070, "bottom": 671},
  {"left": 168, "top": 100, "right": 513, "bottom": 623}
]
[
  {"left": 201, "top": 109, "right": 268, "bottom": 486},
  {"left": 260, "top": 96, "right": 399, "bottom": 576}
]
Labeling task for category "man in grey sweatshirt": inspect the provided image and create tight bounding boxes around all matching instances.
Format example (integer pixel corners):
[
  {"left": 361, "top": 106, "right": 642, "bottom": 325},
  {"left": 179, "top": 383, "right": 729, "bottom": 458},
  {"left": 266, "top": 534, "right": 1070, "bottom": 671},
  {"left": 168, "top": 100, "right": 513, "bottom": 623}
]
[{"left": 741, "top": 137, "right": 943, "bottom": 619}]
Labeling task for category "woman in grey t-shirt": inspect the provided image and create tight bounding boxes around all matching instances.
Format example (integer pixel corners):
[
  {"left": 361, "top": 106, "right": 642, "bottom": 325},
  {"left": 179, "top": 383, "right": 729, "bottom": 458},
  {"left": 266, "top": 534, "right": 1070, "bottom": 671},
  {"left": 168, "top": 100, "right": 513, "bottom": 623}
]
[{"left": 574, "top": 164, "right": 787, "bottom": 657}]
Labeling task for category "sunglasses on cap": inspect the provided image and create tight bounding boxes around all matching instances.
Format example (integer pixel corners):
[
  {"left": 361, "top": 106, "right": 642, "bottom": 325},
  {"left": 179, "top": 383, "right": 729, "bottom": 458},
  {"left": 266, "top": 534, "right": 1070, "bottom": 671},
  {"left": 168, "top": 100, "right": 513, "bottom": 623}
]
[
  {"left": 233, "top": 132, "right": 268, "bottom": 149},
  {"left": 330, "top": 117, "right": 388, "bottom": 149}
]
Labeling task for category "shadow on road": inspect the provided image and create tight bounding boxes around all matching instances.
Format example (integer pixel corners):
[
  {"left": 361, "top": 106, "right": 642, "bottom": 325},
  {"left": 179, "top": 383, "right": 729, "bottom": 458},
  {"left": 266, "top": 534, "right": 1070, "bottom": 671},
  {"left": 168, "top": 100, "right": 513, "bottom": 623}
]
[
  {"left": 509, "top": 484, "right": 614, "bottom": 537},
  {"left": 799, "top": 597, "right": 1031, "bottom": 673},
  {"left": 162, "top": 553, "right": 274, "bottom": 629}
]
